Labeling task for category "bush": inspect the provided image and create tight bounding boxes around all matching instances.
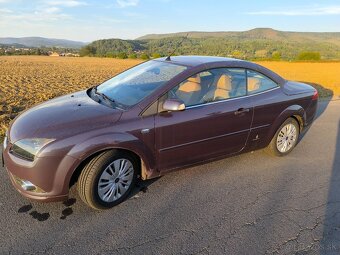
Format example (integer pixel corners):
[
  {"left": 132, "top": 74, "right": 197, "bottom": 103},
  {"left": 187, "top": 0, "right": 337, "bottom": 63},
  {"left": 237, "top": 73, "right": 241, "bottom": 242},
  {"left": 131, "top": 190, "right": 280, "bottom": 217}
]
[
  {"left": 128, "top": 53, "right": 137, "bottom": 59},
  {"left": 79, "top": 45, "right": 96, "bottom": 57},
  {"left": 254, "top": 49, "right": 269, "bottom": 59},
  {"left": 117, "top": 52, "right": 128, "bottom": 59},
  {"left": 272, "top": 51, "right": 281, "bottom": 60},
  {"left": 105, "top": 52, "right": 116, "bottom": 58},
  {"left": 140, "top": 53, "right": 149, "bottom": 60},
  {"left": 152, "top": 53, "right": 161, "bottom": 58},
  {"left": 297, "top": 52, "right": 321, "bottom": 61},
  {"left": 232, "top": 50, "right": 242, "bottom": 59}
]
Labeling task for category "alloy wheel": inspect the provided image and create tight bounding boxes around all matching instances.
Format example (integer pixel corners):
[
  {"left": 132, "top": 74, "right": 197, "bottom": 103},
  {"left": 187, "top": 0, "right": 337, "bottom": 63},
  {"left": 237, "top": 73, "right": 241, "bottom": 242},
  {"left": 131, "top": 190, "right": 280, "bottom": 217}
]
[
  {"left": 97, "top": 159, "right": 134, "bottom": 202},
  {"left": 276, "top": 123, "right": 298, "bottom": 153}
]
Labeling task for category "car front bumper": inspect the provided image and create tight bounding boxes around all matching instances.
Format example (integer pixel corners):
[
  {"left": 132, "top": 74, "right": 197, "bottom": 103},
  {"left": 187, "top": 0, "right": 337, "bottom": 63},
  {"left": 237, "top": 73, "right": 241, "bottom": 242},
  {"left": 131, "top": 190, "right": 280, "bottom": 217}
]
[{"left": 2, "top": 143, "right": 80, "bottom": 202}]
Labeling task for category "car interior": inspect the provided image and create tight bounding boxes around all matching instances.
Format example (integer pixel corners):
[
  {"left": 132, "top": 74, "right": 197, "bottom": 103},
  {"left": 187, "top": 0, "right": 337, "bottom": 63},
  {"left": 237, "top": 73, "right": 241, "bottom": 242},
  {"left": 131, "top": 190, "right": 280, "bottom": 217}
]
[
  {"left": 176, "top": 75, "right": 202, "bottom": 106},
  {"left": 169, "top": 69, "right": 277, "bottom": 107},
  {"left": 170, "top": 69, "right": 245, "bottom": 106}
]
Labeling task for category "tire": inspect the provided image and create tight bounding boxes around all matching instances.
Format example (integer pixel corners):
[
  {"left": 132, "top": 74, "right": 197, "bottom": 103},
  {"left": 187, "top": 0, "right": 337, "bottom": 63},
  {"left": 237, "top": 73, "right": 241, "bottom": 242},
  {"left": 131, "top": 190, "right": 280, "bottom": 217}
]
[
  {"left": 77, "top": 150, "right": 138, "bottom": 210},
  {"left": 265, "top": 118, "right": 300, "bottom": 157}
]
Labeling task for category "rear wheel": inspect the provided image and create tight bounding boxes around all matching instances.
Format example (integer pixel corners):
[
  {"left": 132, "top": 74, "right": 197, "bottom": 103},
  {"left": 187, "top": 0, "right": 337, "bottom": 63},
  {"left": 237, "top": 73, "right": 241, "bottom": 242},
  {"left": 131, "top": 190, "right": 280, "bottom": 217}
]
[
  {"left": 77, "top": 150, "right": 138, "bottom": 210},
  {"left": 265, "top": 118, "right": 299, "bottom": 156}
]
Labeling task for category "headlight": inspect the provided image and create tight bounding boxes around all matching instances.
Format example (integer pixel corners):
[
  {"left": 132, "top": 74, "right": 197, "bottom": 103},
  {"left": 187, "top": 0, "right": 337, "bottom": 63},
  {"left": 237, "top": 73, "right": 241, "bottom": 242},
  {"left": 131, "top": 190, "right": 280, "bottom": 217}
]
[{"left": 11, "top": 138, "right": 55, "bottom": 161}]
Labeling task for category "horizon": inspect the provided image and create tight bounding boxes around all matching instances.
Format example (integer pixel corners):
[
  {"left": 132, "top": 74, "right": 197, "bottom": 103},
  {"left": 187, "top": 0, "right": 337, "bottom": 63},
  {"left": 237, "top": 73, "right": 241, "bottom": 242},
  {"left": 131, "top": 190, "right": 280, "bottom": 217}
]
[
  {"left": 3, "top": 27, "right": 340, "bottom": 43},
  {"left": 1, "top": 0, "right": 340, "bottom": 41}
]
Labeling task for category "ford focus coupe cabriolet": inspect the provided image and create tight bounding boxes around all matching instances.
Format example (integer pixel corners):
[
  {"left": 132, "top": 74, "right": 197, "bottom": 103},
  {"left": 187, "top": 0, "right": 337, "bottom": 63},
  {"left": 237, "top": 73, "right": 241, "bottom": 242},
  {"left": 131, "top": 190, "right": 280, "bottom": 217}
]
[{"left": 2, "top": 56, "right": 318, "bottom": 209}]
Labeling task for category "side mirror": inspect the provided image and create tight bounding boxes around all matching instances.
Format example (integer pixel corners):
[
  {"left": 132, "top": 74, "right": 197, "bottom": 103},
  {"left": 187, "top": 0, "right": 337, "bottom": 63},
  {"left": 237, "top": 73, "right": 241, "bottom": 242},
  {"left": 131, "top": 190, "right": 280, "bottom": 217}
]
[{"left": 162, "top": 99, "right": 186, "bottom": 112}]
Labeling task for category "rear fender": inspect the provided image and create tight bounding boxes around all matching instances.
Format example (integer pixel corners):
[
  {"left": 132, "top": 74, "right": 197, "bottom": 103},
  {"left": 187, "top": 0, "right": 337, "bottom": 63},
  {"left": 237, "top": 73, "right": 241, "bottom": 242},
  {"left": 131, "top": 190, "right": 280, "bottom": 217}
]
[{"left": 266, "top": 105, "right": 306, "bottom": 144}]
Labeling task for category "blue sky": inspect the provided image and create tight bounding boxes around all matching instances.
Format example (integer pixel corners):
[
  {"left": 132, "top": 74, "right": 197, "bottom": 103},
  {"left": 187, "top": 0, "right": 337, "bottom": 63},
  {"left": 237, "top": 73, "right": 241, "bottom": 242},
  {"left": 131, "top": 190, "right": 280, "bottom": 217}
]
[{"left": 0, "top": 0, "right": 339, "bottom": 41}]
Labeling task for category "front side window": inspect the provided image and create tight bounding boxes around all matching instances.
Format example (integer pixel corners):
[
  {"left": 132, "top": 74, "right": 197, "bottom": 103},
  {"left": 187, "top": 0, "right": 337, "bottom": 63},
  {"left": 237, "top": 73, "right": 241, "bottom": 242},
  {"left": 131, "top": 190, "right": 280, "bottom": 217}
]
[
  {"left": 167, "top": 68, "right": 247, "bottom": 107},
  {"left": 96, "top": 60, "right": 187, "bottom": 107},
  {"left": 247, "top": 70, "right": 278, "bottom": 95}
]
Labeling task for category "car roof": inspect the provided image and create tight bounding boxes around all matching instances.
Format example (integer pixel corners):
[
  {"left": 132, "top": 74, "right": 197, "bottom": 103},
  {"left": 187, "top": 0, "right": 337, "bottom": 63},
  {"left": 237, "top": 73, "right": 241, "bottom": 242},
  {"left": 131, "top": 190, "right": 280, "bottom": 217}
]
[
  {"left": 153, "top": 55, "right": 286, "bottom": 86},
  {"left": 155, "top": 55, "right": 244, "bottom": 67}
]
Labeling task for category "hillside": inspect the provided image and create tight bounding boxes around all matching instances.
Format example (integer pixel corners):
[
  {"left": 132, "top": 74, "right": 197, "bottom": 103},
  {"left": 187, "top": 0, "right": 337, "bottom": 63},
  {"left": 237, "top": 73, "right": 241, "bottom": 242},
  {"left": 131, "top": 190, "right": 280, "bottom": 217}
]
[
  {"left": 138, "top": 28, "right": 340, "bottom": 46},
  {"left": 81, "top": 28, "right": 340, "bottom": 60},
  {"left": 0, "top": 37, "right": 86, "bottom": 48}
]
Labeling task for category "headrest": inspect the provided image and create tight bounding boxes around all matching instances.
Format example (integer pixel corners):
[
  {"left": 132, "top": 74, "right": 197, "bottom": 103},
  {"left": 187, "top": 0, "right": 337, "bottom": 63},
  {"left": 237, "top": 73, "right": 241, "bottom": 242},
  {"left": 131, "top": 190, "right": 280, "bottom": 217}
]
[
  {"left": 217, "top": 74, "right": 232, "bottom": 90},
  {"left": 187, "top": 75, "right": 201, "bottom": 84},
  {"left": 248, "top": 77, "right": 261, "bottom": 92},
  {"left": 178, "top": 75, "right": 201, "bottom": 93}
]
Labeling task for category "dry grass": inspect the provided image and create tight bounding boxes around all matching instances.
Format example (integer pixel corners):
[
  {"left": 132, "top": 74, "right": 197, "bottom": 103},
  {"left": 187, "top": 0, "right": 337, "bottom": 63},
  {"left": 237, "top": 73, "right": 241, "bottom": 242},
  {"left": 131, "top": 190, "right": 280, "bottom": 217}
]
[
  {"left": 0, "top": 56, "right": 141, "bottom": 139},
  {"left": 257, "top": 61, "right": 340, "bottom": 98},
  {"left": 0, "top": 56, "right": 339, "bottom": 139}
]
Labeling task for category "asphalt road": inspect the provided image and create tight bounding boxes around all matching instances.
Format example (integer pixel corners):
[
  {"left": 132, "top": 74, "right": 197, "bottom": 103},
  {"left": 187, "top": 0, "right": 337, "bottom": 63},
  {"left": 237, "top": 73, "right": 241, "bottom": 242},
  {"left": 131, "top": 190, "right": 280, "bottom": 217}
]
[{"left": 1, "top": 100, "right": 340, "bottom": 255}]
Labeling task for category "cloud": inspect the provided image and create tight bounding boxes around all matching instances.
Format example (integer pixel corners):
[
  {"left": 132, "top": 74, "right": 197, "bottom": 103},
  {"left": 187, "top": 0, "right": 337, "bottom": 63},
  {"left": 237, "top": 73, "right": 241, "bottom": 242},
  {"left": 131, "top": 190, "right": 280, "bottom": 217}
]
[
  {"left": 1, "top": 14, "right": 69, "bottom": 23},
  {"left": 97, "top": 17, "right": 127, "bottom": 24},
  {"left": 116, "top": 0, "right": 139, "bottom": 8},
  {"left": 46, "top": 0, "right": 87, "bottom": 7},
  {"left": 0, "top": 8, "right": 12, "bottom": 13},
  {"left": 0, "top": 1, "right": 82, "bottom": 25},
  {"left": 246, "top": 6, "right": 340, "bottom": 16},
  {"left": 0, "top": 7, "right": 70, "bottom": 23},
  {"left": 44, "top": 7, "right": 61, "bottom": 13}
]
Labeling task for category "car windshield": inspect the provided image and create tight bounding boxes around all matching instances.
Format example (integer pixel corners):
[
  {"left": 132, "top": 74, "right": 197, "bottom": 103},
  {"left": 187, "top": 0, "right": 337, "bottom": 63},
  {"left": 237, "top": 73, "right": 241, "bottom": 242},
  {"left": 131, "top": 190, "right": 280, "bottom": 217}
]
[{"left": 95, "top": 60, "right": 187, "bottom": 108}]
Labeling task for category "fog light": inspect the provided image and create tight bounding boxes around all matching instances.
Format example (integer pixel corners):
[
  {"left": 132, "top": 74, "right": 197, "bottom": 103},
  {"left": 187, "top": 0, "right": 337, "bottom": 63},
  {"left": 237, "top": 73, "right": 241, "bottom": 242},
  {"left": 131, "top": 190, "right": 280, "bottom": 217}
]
[
  {"left": 13, "top": 175, "right": 45, "bottom": 193},
  {"left": 21, "top": 180, "right": 36, "bottom": 191}
]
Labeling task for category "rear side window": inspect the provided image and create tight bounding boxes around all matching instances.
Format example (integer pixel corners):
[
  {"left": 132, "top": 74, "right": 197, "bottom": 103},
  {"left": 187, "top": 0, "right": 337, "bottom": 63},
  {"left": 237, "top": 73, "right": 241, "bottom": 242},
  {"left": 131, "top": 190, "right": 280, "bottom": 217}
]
[{"left": 247, "top": 70, "right": 278, "bottom": 95}]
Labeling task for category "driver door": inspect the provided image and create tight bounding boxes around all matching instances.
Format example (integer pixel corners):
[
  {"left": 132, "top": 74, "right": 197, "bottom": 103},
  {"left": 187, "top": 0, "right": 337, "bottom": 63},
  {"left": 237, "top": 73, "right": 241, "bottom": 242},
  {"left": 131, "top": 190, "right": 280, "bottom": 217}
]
[{"left": 155, "top": 68, "right": 253, "bottom": 172}]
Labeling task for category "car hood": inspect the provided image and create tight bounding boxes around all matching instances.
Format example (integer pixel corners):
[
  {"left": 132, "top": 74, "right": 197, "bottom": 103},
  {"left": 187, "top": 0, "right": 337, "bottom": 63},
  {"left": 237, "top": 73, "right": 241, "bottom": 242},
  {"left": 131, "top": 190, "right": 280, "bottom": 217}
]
[{"left": 9, "top": 90, "right": 122, "bottom": 143}]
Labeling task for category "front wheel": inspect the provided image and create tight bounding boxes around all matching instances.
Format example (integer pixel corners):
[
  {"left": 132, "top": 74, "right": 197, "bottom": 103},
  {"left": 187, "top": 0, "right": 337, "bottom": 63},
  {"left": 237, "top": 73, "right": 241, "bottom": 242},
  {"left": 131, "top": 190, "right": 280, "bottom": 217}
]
[
  {"left": 77, "top": 150, "right": 138, "bottom": 210},
  {"left": 265, "top": 118, "right": 300, "bottom": 156}
]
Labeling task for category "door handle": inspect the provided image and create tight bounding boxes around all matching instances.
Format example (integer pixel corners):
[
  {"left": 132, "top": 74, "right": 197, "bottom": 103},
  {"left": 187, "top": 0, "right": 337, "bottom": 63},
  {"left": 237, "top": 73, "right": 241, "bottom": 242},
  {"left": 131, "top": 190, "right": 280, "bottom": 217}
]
[
  {"left": 141, "top": 128, "right": 150, "bottom": 134},
  {"left": 234, "top": 108, "right": 250, "bottom": 115}
]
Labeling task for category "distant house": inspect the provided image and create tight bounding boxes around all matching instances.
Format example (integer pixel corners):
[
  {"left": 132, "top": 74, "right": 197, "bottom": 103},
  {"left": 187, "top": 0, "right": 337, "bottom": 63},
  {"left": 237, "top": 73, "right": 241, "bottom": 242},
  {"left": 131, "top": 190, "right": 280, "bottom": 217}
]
[
  {"left": 65, "top": 53, "right": 80, "bottom": 57},
  {"left": 49, "top": 52, "right": 60, "bottom": 57}
]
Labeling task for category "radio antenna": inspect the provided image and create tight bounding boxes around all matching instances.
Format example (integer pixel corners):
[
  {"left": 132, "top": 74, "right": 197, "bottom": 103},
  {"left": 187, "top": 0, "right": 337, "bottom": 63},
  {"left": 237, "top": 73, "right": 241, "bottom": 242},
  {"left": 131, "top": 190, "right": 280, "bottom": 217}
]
[{"left": 165, "top": 33, "right": 189, "bottom": 61}]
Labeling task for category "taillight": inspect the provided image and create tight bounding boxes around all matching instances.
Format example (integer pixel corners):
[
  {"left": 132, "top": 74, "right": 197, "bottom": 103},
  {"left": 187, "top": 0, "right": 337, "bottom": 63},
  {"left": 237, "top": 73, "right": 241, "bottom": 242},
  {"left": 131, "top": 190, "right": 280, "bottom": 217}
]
[{"left": 312, "top": 90, "right": 318, "bottom": 100}]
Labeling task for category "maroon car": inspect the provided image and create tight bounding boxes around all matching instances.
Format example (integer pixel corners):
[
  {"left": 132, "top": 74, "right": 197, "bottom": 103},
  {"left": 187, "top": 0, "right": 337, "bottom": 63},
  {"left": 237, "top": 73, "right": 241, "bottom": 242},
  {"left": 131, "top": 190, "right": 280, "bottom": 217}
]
[{"left": 2, "top": 56, "right": 318, "bottom": 209}]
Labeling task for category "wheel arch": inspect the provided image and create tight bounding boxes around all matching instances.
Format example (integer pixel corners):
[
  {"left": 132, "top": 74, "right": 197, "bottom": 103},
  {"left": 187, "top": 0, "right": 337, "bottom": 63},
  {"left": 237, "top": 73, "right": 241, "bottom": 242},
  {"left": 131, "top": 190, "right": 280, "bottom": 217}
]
[
  {"left": 266, "top": 104, "right": 306, "bottom": 144},
  {"left": 291, "top": 114, "right": 304, "bottom": 132},
  {"left": 65, "top": 133, "right": 157, "bottom": 190},
  {"left": 68, "top": 147, "right": 152, "bottom": 189}
]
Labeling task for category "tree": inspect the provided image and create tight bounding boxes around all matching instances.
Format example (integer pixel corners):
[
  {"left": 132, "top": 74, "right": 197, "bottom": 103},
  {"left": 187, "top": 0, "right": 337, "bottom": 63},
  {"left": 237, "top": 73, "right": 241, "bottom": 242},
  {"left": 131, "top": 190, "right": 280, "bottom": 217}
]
[
  {"left": 128, "top": 53, "right": 137, "bottom": 59},
  {"left": 117, "top": 52, "right": 128, "bottom": 59},
  {"left": 271, "top": 51, "right": 281, "bottom": 60},
  {"left": 297, "top": 52, "right": 321, "bottom": 61},
  {"left": 105, "top": 52, "right": 116, "bottom": 58},
  {"left": 35, "top": 48, "right": 42, "bottom": 55},
  {"left": 79, "top": 45, "right": 96, "bottom": 57},
  {"left": 255, "top": 49, "right": 268, "bottom": 59},
  {"left": 152, "top": 53, "right": 161, "bottom": 58},
  {"left": 232, "top": 50, "right": 242, "bottom": 59}
]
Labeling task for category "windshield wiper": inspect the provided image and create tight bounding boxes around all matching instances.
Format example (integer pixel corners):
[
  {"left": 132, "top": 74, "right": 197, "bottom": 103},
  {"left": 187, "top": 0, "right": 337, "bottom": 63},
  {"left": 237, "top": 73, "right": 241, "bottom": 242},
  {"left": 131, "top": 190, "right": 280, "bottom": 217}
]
[{"left": 93, "top": 86, "right": 115, "bottom": 104}]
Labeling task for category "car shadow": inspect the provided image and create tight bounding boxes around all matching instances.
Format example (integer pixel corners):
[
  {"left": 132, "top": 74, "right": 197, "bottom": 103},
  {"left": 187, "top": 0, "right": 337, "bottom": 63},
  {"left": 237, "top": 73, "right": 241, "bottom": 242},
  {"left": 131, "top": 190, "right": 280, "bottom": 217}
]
[
  {"left": 127, "top": 177, "right": 161, "bottom": 200},
  {"left": 320, "top": 118, "right": 340, "bottom": 253},
  {"left": 297, "top": 81, "right": 333, "bottom": 142}
]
